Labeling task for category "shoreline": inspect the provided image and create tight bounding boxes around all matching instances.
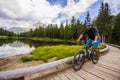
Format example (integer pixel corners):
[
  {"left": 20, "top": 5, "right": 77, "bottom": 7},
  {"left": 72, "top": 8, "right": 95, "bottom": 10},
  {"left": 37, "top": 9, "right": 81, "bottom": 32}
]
[
  {"left": 0, "top": 44, "right": 106, "bottom": 72},
  {"left": 0, "top": 54, "right": 44, "bottom": 71}
]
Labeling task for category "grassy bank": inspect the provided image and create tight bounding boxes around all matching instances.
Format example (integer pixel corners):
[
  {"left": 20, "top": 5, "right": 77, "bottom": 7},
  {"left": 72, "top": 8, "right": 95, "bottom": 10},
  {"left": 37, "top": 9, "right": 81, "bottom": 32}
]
[
  {"left": 29, "top": 37, "right": 76, "bottom": 43},
  {"left": 21, "top": 44, "right": 106, "bottom": 62},
  {"left": 0, "top": 36, "right": 7, "bottom": 39}
]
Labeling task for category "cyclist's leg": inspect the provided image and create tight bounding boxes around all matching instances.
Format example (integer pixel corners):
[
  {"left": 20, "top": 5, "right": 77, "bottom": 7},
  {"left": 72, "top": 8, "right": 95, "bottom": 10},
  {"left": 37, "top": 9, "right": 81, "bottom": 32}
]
[
  {"left": 92, "top": 39, "right": 101, "bottom": 56},
  {"left": 86, "top": 39, "right": 93, "bottom": 58}
]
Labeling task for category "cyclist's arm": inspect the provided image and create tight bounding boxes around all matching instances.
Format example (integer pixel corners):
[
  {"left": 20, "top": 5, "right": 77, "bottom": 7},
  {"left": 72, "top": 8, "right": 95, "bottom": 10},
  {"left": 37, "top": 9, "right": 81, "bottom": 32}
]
[
  {"left": 94, "top": 36, "right": 98, "bottom": 41},
  {"left": 93, "top": 28, "right": 99, "bottom": 44},
  {"left": 92, "top": 36, "right": 98, "bottom": 44},
  {"left": 77, "top": 30, "right": 87, "bottom": 41},
  {"left": 77, "top": 34, "right": 84, "bottom": 41}
]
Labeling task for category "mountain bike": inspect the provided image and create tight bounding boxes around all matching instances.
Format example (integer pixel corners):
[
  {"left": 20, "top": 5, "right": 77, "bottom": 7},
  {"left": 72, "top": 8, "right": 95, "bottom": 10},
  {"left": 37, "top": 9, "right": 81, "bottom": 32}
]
[{"left": 72, "top": 40, "right": 100, "bottom": 71}]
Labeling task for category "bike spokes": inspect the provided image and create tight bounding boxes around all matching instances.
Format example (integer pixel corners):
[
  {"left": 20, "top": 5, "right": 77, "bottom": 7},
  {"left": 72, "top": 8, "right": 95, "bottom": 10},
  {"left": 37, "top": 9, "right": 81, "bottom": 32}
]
[
  {"left": 91, "top": 52, "right": 100, "bottom": 64},
  {"left": 72, "top": 52, "right": 85, "bottom": 71}
]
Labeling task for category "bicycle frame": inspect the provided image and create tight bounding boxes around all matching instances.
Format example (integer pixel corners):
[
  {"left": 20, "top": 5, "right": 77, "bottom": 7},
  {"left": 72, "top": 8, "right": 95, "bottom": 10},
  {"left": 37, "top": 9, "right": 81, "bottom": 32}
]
[
  {"left": 72, "top": 43, "right": 92, "bottom": 71},
  {"left": 80, "top": 43, "right": 94, "bottom": 57},
  {"left": 72, "top": 41, "right": 99, "bottom": 71}
]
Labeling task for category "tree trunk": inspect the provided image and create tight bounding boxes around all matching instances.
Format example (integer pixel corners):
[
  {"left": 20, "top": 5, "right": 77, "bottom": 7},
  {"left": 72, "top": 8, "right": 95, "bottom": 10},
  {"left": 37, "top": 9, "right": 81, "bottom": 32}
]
[
  {"left": 102, "top": 34, "right": 105, "bottom": 43},
  {"left": 104, "top": 35, "right": 106, "bottom": 43},
  {"left": 102, "top": 34, "right": 104, "bottom": 43}
]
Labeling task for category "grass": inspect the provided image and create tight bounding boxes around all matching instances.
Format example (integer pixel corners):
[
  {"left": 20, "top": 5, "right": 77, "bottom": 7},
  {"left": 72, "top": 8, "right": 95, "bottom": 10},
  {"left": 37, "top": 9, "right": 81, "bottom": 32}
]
[
  {"left": 29, "top": 37, "right": 63, "bottom": 41},
  {"left": 29, "top": 37, "right": 76, "bottom": 43},
  {"left": 21, "top": 44, "right": 106, "bottom": 62},
  {"left": 0, "top": 36, "right": 7, "bottom": 38}
]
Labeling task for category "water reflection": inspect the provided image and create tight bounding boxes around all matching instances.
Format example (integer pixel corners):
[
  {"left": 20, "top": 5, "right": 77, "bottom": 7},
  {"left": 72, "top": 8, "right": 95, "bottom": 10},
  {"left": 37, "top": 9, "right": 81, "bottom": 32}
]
[
  {"left": 0, "top": 38, "right": 76, "bottom": 58},
  {"left": 0, "top": 41, "right": 35, "bottom": 58}
]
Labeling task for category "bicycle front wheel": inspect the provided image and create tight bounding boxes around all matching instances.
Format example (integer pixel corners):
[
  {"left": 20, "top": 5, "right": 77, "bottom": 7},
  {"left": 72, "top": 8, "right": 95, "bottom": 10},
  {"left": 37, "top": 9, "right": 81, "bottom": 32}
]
[{"left": 72, "top": 51, "right": 85, "bottom": 71}]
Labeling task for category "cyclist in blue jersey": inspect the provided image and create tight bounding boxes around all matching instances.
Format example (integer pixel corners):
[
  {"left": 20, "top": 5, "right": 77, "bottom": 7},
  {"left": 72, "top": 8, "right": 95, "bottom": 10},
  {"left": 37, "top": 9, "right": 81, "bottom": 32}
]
[{"left": 77, "top": 22, "right": 101, "bottom": 58}]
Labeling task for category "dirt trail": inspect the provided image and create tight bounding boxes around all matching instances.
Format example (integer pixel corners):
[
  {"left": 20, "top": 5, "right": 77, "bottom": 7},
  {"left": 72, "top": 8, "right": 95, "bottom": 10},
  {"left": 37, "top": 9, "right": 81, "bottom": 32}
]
[{"left": 0, "top": 54, "right": 44, "bottom": 71}]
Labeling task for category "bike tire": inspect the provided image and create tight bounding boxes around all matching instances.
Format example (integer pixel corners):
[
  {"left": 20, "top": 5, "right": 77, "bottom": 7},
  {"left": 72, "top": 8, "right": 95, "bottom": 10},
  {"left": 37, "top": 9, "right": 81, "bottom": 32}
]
[
  {"left": 91, "top": 51, "right": 100, "bottom": 64},
  {"left": 72, "top": 52, "right": 85, "bottom": 71}
]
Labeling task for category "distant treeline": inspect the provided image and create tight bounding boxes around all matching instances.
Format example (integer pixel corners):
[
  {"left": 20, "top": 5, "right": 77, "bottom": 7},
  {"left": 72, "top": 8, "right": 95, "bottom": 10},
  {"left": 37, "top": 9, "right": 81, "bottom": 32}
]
[
  {"left": 18, "top": 17, "right": 85, "bottom": 40},
  {"left": 0, "top": 28, "right": 15, "bottom": 37}
]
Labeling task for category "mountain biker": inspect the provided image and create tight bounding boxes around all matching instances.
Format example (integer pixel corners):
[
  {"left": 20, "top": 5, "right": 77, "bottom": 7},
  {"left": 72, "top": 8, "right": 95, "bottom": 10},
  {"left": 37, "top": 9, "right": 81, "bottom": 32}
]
[{"left": 77, "top": 22, "right": 101, "bottom": 58}]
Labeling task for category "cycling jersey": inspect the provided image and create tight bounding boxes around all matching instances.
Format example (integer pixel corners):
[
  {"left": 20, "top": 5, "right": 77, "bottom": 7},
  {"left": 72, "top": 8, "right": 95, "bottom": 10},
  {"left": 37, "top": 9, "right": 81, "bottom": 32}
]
[{"left": 82, "top": 27, "right": 100, "bottom": 40}]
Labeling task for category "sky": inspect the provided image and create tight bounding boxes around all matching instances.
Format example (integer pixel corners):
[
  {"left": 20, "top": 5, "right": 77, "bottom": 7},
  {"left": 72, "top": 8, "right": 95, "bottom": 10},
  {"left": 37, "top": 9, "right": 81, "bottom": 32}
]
[{"left": 0, "top": 0, "right": 120, "bottom": 29}]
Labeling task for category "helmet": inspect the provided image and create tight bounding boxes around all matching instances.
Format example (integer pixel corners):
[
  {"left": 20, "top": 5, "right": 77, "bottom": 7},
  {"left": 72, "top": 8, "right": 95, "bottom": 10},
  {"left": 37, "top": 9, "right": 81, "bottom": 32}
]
[{"left": 86, "top": 22, "right": 93, "bottom": 26}]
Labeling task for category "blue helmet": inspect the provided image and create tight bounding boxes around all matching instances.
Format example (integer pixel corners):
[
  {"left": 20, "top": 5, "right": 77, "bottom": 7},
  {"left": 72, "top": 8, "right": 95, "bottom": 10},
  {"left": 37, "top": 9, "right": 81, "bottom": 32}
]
[{"left": 86, "top": 22, "right": 93, "bottom": 26}]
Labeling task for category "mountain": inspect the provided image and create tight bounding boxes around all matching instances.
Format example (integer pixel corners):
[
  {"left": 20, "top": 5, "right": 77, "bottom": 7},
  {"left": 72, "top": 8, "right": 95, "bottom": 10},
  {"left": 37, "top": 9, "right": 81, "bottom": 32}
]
[
  {"left": 9, "top": 27, "right": 29, "bottom": 33},
  {"left": 33, "top": 21, "right": 46, "bottom": 28},
  {"left": 8, "top": 21, "right": 45, "bottom": 33}
]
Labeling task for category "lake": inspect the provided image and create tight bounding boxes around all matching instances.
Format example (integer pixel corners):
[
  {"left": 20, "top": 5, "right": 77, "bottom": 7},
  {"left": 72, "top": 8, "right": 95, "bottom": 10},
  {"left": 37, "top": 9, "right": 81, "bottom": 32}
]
[
  {"left": 0, "top": 39, "right": 35, "bottom": 58},
  {"left": 0, "top": 38, "right": 76, "bottom": 58}
]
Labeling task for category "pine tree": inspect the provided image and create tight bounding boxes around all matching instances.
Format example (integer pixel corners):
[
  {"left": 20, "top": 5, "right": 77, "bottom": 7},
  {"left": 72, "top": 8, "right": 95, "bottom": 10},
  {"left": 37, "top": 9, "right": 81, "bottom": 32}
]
[
  {"left": 112, "top": 13, "right": 120, "bottom": 44},
  {"left": 70, "top": 16, "right": 77, "bottom": 39},
  {"left": 75, "top": 19, "right": 81, "bottom": 38},
  {"left": 95, "top": 2, "right": 112, "bottom": 43},
  {"left": 85, "top": 11, "right": 91, "bottom": 23},
  {"left": 59, "top": 23, "right": 64, "bottom": 39},
  {"left": 64, "top": 20, "right": 71, "bottom": 40}
]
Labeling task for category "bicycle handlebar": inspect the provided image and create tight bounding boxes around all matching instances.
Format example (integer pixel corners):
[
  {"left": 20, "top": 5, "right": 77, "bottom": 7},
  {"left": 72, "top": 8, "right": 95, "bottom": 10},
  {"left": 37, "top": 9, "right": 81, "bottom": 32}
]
[{"left": 78, "top": 40, "right": 92, "bottom": 48}]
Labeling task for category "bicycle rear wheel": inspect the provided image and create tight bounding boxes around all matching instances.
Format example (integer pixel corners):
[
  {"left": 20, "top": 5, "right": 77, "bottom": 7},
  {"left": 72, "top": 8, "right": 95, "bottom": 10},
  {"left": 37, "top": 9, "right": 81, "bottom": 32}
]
[
  {"left": 72, "top": 51, "right": 85, "bottom": 71},
  {"left": 91, "top": 51, "right": 100, "bottom": 64}
]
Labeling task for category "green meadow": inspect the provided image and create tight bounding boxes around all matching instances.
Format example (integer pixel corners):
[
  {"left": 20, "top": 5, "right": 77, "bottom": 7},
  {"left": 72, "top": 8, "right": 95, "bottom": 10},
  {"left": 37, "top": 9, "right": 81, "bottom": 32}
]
[{"left": 21, "top": 44, "right": 106, "bottom": 62}]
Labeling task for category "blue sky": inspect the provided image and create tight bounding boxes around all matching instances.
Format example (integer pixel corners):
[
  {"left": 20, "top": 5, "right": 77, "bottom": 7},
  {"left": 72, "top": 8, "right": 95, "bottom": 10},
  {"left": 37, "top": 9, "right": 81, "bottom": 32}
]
[
  {"left": 0, "top": 0, "right": 120, "bottom": 28},
  {"left": 47, "top": 0, "right": 119, "bottom": 22}
]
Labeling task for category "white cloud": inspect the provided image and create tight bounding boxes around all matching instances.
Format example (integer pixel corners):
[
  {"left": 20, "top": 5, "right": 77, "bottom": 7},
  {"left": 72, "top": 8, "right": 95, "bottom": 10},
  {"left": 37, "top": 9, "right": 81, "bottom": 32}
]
[
  {"left": 63, "top": 0, "right": 97, "bottom": 17},
  {"left": 0, "top": 0, "right": 98, "bottom": 28},
  {"left": 0, "top": 19, "right": 30, "bottom": 29},
  {"left": 104, "top": 0, "right": 120, "bottom": 15}
]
